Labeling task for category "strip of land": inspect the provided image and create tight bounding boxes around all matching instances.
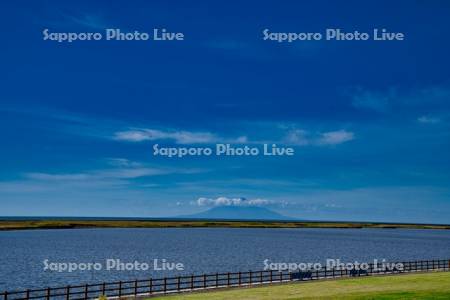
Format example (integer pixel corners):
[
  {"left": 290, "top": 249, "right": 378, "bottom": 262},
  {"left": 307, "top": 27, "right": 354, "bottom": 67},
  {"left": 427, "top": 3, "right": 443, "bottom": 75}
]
[
  {"left": 0, "top": 219, "right": 449, "bottom": 231},
  {"left": 149, "top": 271, "right": 450, "bottom": 300}
]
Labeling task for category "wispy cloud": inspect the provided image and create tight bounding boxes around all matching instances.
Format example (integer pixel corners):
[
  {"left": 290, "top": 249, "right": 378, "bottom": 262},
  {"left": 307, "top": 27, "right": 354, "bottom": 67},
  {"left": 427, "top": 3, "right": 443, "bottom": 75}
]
[
  {"left": 115, "top": 127, "right": 354, "bottom": 146},
  {"left": 113, "top": 128, "right": 248, "bottom": 144},
  {"left": 283, "top": 128, "right": 354, "bottom": 146},
  {"left": 317, "top": 130, "right": 355, "bottom": 145},
  {"left": 1, "top": 105, "right": 354, "bottom": 147},
  {"left": 195, "top": 196, "right": 272, "bottom": 207},
  {"left": 283, "top": 129, "right": 309, "bottom": 146},
  {"left": 65, "top": 13, "right": 109, "bottom": 30},
  {"left": 105, "top": 158, "right": 142, "bottom": 168},
  {"left": 42, "top": 10, "right": 111, "bottom": 31},
  {"left": 417, "top": 115, "right": 441, "bottom": 124},
  {"left": 14, "top": 158, "right": 205, "bottom": 189},
  {"left": 25, "top": 167, "right": 168, "bottom": 182},
  {"left": 350, "top": 84, "right": 450, "bottom": 114},
  {"left": 351, "top": 88, "right": 393, "bottom": 113}
]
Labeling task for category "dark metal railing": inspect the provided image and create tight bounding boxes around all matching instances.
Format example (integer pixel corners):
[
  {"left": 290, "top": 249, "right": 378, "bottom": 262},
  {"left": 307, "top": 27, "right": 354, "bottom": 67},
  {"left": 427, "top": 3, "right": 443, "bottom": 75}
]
[{"left": 2, "top": 259, "right": 449, "bottom": 299}]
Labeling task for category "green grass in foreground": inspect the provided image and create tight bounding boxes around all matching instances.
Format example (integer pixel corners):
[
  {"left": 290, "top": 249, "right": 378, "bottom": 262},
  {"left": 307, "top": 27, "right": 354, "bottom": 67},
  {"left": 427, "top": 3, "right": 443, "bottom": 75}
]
[
  {"left": 150, "top": 271, "right": 450, "bottom": 300},
  {"left": 1, "top": 220, "right": 449, "bottom": 230}
]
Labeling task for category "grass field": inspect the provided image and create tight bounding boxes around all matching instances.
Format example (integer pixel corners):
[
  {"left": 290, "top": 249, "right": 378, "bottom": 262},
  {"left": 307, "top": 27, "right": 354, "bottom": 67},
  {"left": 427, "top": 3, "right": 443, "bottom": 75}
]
[
  {"left": 1, "top": 219, "right": 449, "bottom": 230},
  {"left": 149, "top": 271, "right": 450, "bottom": 300}
]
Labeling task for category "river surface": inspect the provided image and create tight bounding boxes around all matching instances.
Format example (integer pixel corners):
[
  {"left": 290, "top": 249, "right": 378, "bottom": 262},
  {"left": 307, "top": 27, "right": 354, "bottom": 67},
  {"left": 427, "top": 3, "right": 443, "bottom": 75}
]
[{"left": 1, "top": 228, "right": 450, "bottom": 291}]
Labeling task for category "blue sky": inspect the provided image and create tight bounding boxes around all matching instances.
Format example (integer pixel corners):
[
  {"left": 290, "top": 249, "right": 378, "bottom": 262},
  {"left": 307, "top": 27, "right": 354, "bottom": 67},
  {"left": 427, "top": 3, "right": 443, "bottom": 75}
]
[{"left": 1, "top": 0, "right": 450, "bottom": 223}]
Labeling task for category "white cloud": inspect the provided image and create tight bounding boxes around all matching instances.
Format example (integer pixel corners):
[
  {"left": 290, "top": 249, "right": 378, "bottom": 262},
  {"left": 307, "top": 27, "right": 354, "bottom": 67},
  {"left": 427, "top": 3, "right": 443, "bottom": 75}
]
[
  {"left": 25, "top": 173, "right": 91, "bottom": 181},
  {"left": 283, "top": 129, "right": 309, "bottom": 146},
  {"left": 351, "top": 85, "right": 450, "bottom": 113},
  {"left": 114, "top": 128, "right": 247, "bottom": 144},
  {"left": 114, "top": 130, "right": 153, "bottom": 142},
  {"left": 351, "top": 89, "right": 392, "bottom": 113},
  {"left": 0, "top": 159, "right": 208, "bottom": 196},
  {"left": 196, "top": 197, "right": 271, "bottom": 207},
  {"left": 282, "top": 128, "right": 354, "bottom": 146},
  {"left": 317, "top": 130, "right": 355, "bottom": 145},
  {"left": 25, "top": 168, "right": 166, "bottom": 182},
  {"left": 96, "top": 168, "right": 168, "bottom": 178},
  {"left": 23, "top": 158, "right": 204, "bottom": 184},
  {"left": 2, "top": 105, "right": 354, "bottom": 148},
  {"left": 105, "top": 158, "right": 142, "bottom": 167},
  {"left": 417, "top": 115, "right": 440, "bottom": 124}
]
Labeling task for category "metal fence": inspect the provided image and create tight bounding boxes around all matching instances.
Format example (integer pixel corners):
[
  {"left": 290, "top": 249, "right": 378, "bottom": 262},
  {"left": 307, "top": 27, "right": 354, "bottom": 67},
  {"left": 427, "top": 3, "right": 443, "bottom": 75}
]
[{"left": 3, "top": 259, "right": 449, "bottom": 300}]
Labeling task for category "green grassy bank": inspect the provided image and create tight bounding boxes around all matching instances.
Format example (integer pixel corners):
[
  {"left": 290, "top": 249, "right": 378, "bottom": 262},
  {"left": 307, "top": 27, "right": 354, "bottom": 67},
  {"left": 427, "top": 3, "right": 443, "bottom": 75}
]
[
  {"left": 150, "top": 271, "right": 450, "bottom": 300},
  {"left": 0, "top": 219, "right": 449, "bottom": 231}
]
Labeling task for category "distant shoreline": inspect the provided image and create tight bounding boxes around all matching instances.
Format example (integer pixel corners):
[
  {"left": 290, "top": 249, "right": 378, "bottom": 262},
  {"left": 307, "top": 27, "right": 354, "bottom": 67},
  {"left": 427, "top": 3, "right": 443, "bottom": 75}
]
[{"left": 1, "top": 218, "right": 449, "bottom": 231}]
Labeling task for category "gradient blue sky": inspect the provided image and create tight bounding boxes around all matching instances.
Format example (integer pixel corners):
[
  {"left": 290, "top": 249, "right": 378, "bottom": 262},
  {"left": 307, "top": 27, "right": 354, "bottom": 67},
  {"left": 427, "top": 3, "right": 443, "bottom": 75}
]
[{"left": 1, "top": 0, "right": 450, "bottom": 223}]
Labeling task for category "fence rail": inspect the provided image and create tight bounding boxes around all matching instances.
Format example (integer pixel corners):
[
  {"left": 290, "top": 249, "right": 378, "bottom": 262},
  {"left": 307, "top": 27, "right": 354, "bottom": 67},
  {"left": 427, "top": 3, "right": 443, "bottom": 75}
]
[{"left": 3, "top": 259, "right": 450, "bottom": 300}]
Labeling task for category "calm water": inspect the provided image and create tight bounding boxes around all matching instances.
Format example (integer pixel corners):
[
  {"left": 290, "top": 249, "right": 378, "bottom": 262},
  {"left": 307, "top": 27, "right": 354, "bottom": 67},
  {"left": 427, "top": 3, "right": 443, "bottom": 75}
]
[{"left": 1, "top": 228, "right": 450, "bottom": 291}]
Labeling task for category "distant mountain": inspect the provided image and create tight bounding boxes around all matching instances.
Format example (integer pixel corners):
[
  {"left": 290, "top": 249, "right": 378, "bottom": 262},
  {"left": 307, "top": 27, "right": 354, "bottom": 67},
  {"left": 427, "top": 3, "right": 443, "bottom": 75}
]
[{"left": 179, "top": 206, "right": 293, "bottom": 221}]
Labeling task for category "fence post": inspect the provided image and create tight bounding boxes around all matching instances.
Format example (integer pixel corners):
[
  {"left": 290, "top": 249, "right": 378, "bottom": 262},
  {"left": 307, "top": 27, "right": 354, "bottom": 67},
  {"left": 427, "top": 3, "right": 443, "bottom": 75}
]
[
  {"left": 101, "top": 283, "right": 105, "bottom": 296},
  {"left": 260, "top": 271, "right": 263, "bottom": 283},
  {"left": 177, "top": 276, "right": 181, "bottom": 291},
  {"left": 4, "top": 291, "right": 7, "bottom": 300},
  {"left": 280, "top": 271, "right": 283, "bottom": 282},
  {"left": 215, "top": 273, "right": 218, "bottom": 288},
  {"left": 227, "top": 273, "right": 230, "bottom": 286},
  {"left": 66, "top": 285, "right": 70, "bottom": 300},
  {"left": 46, "top": 287, "right": 51, "bottom": 300},
  {"left": 118, "top": 281, "right": 122, "bottom": 298},
  {"left": 163, "top": 278, "right": 167, "bottom": 293},
  {"left": 270, "top": 270, "right": 273, "bottom": 282},
  {"left": 203, "top": 274, "right": 206, "bottom": 289},
  {"left": 84, "top": 284, "right": 88, "bottom": 300},
  {"left": 149, "top": 279, "right": 152, "bottom": 295},
  {"left": 134, "top": 280, "right": 138, "bottom": 296},
  {"left": 26, "top": 289, "right": 30, "bottom": 300},
  {"left": 238, "top": 272, "right": 241, "bottom": 286},
  {"left": 191, "top": 275, "right": 194, "bottom": 290},
  {"left": 249, "top": 271, "right": 252, "bottom": 285}
]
